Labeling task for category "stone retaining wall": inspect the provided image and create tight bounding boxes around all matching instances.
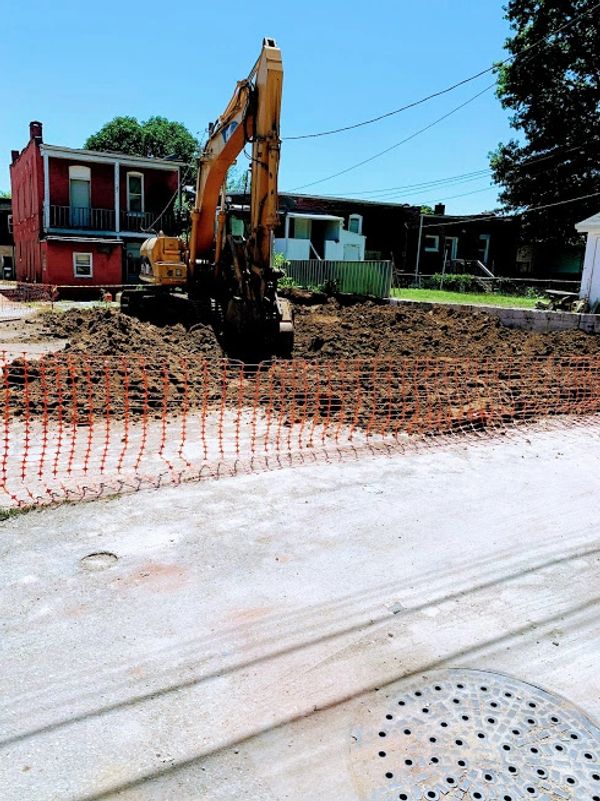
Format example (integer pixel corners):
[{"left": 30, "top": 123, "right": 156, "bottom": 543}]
[{"left": 388, "top": 298, "right": 600, "bottom": 334}]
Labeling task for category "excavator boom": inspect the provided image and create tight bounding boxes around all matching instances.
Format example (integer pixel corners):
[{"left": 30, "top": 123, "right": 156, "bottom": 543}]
[{"left": 123, "top": 38, "right": 293, "bottom": 358}]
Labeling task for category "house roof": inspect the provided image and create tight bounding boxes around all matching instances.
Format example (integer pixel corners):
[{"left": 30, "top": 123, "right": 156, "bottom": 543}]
[
  {"left": 575, "top": 211, "right": 600, "bottom": 232},
  {"left": 287, "top": 212, "right": 343, "bottom": 221},
  {"left": 40, "top": 144, "right": 186, "bottom": 170}
]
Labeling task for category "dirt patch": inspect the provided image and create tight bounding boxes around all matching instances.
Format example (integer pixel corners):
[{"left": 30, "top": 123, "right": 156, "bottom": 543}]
[
  {"left": 3, "top": 304, "right": 600, "bottom": 433},
  {"left": 292, "top": 301, "right": 600, "bottom": 360},
  {"left": 37, "top": 307, "right": 223, "bottom": 359}
]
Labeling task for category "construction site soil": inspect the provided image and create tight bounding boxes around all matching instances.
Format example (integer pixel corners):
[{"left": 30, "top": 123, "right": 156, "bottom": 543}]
[
  {"left": 28, "top": 301, "right": 600, "bottom": 360},
  {"left": 5, "top": 301, "right": 600, "bottom": 432}
]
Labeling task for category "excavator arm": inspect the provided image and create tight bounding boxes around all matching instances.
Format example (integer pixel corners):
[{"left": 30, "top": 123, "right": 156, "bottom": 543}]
[
  {"left": 126, "top": 38, "right": 292, "bottom": 357},
  {"left": 189, "top": 38, "right": 282, "bottom": 270},
  {"left": 189, "top": 37, "right": 291, "bottom": 355}
]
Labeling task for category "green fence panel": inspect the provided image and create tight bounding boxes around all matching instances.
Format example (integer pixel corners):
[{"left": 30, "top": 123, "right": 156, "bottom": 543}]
[{"left": 285, "top": 260, "right": 393, "bottom": 298}]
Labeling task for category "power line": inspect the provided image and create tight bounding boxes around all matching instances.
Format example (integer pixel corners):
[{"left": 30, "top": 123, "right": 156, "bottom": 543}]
[
  {"left": 288, "top": 138, "right": 596, "bottom": 202},
  {"left": 288, "top": 83, "right": 495, "bottom": 192},
  {"left": 353, "top": 173, "right": 492, "bottom": 201},
  {"left": 283, "top": 1, "right": 600, "bottom": 141},
  {"left": 421, "top": 190, "right": 600, "bottom": 228},
  {"left": 333, "top": 170, "right": 491, "bottom": 198},
  {"left": 422, "top": 185, "right": 497, "bottom": 204}
]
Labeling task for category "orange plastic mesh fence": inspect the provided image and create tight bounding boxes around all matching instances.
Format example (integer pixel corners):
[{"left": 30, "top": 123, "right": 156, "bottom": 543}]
[{"left": 1, "top": 353, "right": 599, "bottom": 508}]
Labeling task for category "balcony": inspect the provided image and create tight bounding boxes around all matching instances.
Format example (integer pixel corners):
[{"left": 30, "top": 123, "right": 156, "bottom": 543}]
[
  {"left": 120, "top": 210, "right": 161, "bottom": 233},
  {"left": 50, "top": 205, "right": 116, "bottom": 231},
  {"left": 48, "top": 205, "right": 178, "bottom": 235}
]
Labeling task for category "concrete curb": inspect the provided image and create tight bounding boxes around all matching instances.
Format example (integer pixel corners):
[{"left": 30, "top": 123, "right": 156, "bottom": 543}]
[{"left": 388, "top": 297, "right": 600, "bottom": 334}]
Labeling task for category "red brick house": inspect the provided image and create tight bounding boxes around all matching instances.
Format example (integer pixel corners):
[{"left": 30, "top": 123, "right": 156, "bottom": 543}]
[{"left": 10, "top": 121, "right": 184, "bottom": 287}]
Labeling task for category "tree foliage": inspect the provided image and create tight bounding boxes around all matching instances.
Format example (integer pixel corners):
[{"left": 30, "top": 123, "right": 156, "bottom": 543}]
[
  {"left": 491, "top": 0, "right": 600, "bottom": 244},
  {"left": 85, "top": 116, "right": 199, "bottom": 167}
]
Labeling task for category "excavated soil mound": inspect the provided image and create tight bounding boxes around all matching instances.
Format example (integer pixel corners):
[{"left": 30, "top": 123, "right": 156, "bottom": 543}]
[
  {"left": 292, "top": 301, "right": 600, "bottom": 360},
  {"left": 4, "top": 303, "right": 600, "bottom": 432},
  {"left": 33, "top": 302, "right": 600, "bottom": 362},
  {"left": 38, "top": 308, "right": 223, "bottom": 358}
]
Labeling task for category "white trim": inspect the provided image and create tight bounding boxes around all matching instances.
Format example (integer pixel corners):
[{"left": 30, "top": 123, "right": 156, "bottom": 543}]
[
  {"left": 46, "top": 227, "right": 147, "bottom": 238},
  {"left": 68, "top": 165, "right": 91, "bottom": 181},
  {"left": 114, "top": 161, "right": 120, "bottom": 233},
  {"left": 478, "top": 233, "right": 491, "bottom": 264},
  {"left": 126, "top": 171, "right": 144, "bottom": 213},
  {"left": 40, "top": 144, "right": 185, "bottom": 170},
  {"left": 424, "top": 234, "right": 439, "bottom": 252},
  {"left": 72, "top": 251, "right": 93, "bottom": 279},
  {"left": 444, "top": 236, "right": 459, "bottom": 260},
  {"left": 287, "top": 212, "right": 344, "bottom": 222},
  {"left": 43, "top": 151, "right": 50, "bottom": 231}
]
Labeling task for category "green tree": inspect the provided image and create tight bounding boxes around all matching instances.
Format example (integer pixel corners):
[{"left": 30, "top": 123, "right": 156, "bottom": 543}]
[
  {"left": 85, "top": 116, "right": 199, "bottom": 167},
  {"left": 0, "top": 190, "right": 11, "bottom": 199},
  {"left": 490, "top": 1, "right": 600, "bottom": 245},
  {"left": 85, "top": 116, "right": 145, "bottom": 156}
]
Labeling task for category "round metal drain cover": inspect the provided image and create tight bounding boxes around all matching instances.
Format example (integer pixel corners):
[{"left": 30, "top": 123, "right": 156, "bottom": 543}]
[
  {"left": 350, "top": 669, "right": 600, "bottom": 801},
  {"left": 80, "top": 551, "right": 118, "bottom": 571}
]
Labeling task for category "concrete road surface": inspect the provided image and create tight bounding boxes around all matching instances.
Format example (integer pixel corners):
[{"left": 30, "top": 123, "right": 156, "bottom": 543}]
[{"left": 1, "top": 419, "right": 600, "bottom": 800}]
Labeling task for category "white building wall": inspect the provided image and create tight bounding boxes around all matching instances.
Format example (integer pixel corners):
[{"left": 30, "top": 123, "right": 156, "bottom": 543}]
[
  {"left": 273, "top": 237, "right": 310, "bottom": 260},
  {"left": 340, "top": 230, "right": 366, "bottom": 261},
  {"left": 324, "top": 240, "right": 343, "bottom": 260},
  {"left": 580, "top": 233, "right": 600, "bottom": 306}
]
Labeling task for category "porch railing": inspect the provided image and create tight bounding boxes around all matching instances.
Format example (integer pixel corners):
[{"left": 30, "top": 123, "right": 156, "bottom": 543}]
[
  {"left": 49, "top": 205, "right": 115, "bottom": 231},
  {"left": 48, "top": 206, "right": 175, "bottom": 234}
]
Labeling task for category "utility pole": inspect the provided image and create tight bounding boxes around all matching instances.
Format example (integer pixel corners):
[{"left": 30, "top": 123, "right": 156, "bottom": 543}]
[{"left": 414, "top": 213, "right": 424, "bottom": 286}]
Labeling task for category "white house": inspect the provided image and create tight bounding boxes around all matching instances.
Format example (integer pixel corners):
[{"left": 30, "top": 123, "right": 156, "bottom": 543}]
[
  {"left": 273, "top": 211, "right": 366, "bottom": 261},
  {"left": 575, "top": 211, "right": 600, "bottom": 309}
]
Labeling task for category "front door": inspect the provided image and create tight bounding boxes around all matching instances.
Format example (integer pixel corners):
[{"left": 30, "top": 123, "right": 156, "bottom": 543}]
[
  {"left": 70, "top": 179, "right": 91, "bottom": 228},
  {"left": 444, "top": 236, "right": 459, "bottom": 262},
  {"left": 125, "top": 242, "right": 142, "bottom": 283}
]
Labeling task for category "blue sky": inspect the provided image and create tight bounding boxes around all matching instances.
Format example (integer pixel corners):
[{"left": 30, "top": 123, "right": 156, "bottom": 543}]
[{"left": 1, "top": 0, "right": 513, "bottom": 213}]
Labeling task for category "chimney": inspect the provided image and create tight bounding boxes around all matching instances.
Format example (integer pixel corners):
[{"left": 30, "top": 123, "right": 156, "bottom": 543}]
[
  {"left": 11, "top": 150, "right": 19, "bottom": 164},
  {"left": 29, "top": 121, "right": 43, "bottom": 144},
  {"left": 434, "top": 203, "right": 446, "bottom": 216}
]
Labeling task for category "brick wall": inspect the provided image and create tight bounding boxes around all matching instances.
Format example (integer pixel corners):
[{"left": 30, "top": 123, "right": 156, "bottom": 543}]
[
  {"left": 48, "top": 158, "right": 115, "bottom": 209},
  {"left": 45, "top": 241, "right": 123, "bottom": 286},
  {"left": 10, "top": 139, "right": 44, "bottom": 281}
]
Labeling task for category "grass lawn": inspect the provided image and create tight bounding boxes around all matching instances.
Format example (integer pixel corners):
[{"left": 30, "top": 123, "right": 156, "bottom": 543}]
[{"left": 390, "top": 288, "right": 538, "bottom": 309}]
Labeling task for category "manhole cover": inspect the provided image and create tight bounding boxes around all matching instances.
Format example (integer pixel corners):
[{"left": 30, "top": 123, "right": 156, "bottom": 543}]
[
  {"left": 350, "top": 669, "right": 600, "bottom": 801},
  {"left": 80, "top": 551, "right": 118, "bottom": 571}
]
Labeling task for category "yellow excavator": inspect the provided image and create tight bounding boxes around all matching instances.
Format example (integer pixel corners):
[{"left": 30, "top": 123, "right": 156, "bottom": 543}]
[{"left": 120, "top": 38, "right": 294, "bottom": 357}]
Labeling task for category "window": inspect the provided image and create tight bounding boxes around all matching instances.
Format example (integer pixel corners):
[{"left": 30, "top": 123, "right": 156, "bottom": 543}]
[
  {"left": 127, "top": 172, "right": 144, "bottom": 213},
  {"left": 73, "top": 252, "right": 93, "bottom": 278},
  {"left": 424, "top": 235, "right": 439, "bottom": 252},
  {"left": 348, "top": 214, "right": 363, "bottom": 235}
]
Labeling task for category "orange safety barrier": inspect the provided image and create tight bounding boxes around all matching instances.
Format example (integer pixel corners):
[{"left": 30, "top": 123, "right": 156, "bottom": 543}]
[{"left": 0, "top": 353, "right": 599, "bottom": 508}]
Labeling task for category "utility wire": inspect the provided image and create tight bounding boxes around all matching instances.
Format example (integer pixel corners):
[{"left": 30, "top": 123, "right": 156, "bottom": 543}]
[
  {"left": 421, "top": 190, "right": 600, "bottom": 228},
  {"left": 288, "top": 83, "right": 495, "bottom": 192},
  {"left": 283, "top": 1, "right": 600, "bottom": 141},
  {"left": 333, "top": 170, "right": 491, "bottom": 198},
  {"left": 295, "top": 138, "right": 596, "bottom": 202},
  {"left": 352, "top": 173, "right": 492, "bottom": 201}
]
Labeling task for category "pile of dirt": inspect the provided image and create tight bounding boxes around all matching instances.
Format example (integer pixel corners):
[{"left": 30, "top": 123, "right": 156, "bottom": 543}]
[
  {"left": 292, "top": 301, "right": 600, "bottom": 360},
  {"left": 37, "top": 308, "right": 223, "bottom": 359},
  {"left": 33, "top": 302, "right": 600, "bottom": 363},
  {"left": 4, "top": 303, "right": 600, "bottom": 432}
]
